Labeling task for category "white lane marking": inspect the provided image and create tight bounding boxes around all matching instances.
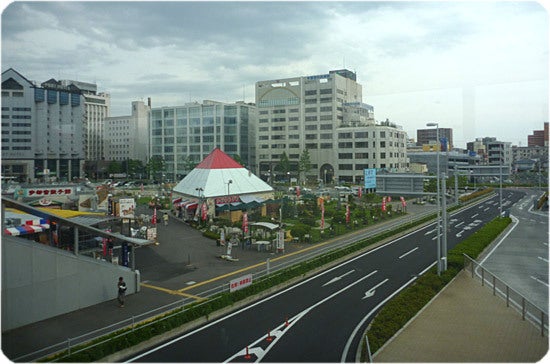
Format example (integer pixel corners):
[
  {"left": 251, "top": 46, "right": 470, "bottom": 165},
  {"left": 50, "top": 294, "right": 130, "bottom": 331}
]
[
  {"left": 399, "top": 247, "right": 419, "bottom": 259},
  {"left": 341, "top": 263, "right": 436, "bottom": 362},
  {"left": 538, "top": 256, "right": 548, "bottom": 263},
  {"left": 478, "top": 215, "right": 519, "bottom": 266},
  {"left": 471, "top": 213, "right": 479, "bottom": 218},
  {"left": 455, "top": 221, "right": 464, "bottom": 228},
  {"left": 224, "top": 270, "right": 379, "bottom": 362},
  {"left": 323, "top": 269, "right": 356, "bottom": 287},
  {"left": 484, "top": 207, "right": 490, "bottom": 211},
  {"left": 531, "top": 276, "right": 549, "bottom": 288},
  {"left": 424, "top": 228, "right": 437, "bottom": 235},
  {"left": 362, "top": 279, "right": 389, "bottom": 300}
]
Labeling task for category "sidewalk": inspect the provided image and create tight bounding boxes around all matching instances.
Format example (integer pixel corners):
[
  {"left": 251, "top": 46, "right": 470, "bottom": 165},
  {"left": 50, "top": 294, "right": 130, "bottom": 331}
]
[{"left": 373, "top": 270, "right": 548, "bottom": 362}]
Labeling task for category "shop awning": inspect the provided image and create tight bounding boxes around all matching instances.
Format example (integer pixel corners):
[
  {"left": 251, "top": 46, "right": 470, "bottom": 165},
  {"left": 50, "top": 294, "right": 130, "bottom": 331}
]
[{"left": 4, "top": 223, "right": 50, "bottom": 236}]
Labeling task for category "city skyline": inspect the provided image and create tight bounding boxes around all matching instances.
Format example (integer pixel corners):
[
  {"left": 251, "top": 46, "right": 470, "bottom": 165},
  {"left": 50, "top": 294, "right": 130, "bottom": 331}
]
[{"left": 2, "top": 1, "right": 548, "bottom": 148}]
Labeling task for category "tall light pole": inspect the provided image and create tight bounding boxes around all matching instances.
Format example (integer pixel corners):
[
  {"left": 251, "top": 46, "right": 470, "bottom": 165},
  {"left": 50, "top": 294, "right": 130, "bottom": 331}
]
[
  {"left": 226, "top": 179, "right": 233, "bottom": 219},
  {"left": 427, "top": 122, "right": 442, "bottom": 275}
]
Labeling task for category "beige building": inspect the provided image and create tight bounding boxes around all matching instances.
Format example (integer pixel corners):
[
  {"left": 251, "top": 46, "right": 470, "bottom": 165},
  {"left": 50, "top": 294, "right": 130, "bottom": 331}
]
[
  {"left": 104, "top": 100, "right": 150, "bottom": 163},
  {"left": 255, "top": 69, "right": 408, "bottom": 184}
]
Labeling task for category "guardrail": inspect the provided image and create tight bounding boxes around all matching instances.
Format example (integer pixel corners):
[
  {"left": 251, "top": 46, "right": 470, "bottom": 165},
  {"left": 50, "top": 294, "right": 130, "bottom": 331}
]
[
  {"left": 463, "top": 254, "right": 548, "bottom": 336},
  {"left": 15, "top": 195, "right": 493, "bottom": 361}
]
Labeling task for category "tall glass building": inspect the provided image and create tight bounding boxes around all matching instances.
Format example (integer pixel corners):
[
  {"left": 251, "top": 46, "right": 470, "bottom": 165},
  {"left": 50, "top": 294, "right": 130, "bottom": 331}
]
[{"left": 149, "top": 100, "right": 256, "bottom": 181}]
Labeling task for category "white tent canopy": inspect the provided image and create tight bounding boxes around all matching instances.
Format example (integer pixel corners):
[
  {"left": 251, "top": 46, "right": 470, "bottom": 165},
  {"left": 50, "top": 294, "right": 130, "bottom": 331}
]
[{"left": 172, "top": 148, "right": 273, "bottom": 199}]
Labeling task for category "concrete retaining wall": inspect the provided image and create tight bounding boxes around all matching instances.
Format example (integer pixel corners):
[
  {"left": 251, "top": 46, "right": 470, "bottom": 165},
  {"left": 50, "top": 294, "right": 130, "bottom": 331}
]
[{"left": 2, "top": 236, "right": 138, "bottom": 331}]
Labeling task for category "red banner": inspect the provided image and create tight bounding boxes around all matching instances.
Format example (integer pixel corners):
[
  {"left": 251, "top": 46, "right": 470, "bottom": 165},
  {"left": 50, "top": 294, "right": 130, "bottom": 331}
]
[
  {"left": 382, "top": 197, "right": 387, "bottom": 212},
  {"left": 400, "top": 196, "right": 407, "bottom": 207},
  {"left": 152, "top": 208, "right": 157, "bottom": 224},
  {"left": 296, "top": 186, "right": 301, "bottom": 198},
  {"left": 201, "top": 202, "right": 208, "bottom": 221},
  {"left": 242, "top": 212, "right": 248, "bottom": 233},
  {"left": 358, "top": 187, "right": 362, "bottom": 198},
  {"left": 346, "top": 204, "right": 350, "bottom": 223},
  {"left": 320, "top": 198, "right": 325, "bottom": 229}
]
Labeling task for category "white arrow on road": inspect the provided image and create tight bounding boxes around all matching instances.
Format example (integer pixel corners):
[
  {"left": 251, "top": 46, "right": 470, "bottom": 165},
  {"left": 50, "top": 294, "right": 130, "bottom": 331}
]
[
  {"left": 323, "top": 270, "right": 355, "bottom": 287},
  {"left": 362, "top": 278, "right": 389, "bottom": 300}
]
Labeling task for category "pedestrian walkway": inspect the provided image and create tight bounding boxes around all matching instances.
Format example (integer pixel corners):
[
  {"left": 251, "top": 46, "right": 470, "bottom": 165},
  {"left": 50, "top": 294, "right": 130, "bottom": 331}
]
[{"left": 373, "top": 270, "right": 548, "bottom": 362}]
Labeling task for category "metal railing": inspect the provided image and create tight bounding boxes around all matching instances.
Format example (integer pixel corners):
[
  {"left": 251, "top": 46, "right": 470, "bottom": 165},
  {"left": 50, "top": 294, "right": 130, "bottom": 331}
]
[{"left": 463, "top": 254, "right": 548, "bottom": 337}]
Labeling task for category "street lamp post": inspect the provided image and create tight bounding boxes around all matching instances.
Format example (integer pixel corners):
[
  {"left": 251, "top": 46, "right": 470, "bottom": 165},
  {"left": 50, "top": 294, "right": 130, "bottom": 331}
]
[
  {"left": 226, "top": 179, "right": 233, "bottom": 219},
  {"left": 427, "top": 122, "right": 442, "bottom": 275}
]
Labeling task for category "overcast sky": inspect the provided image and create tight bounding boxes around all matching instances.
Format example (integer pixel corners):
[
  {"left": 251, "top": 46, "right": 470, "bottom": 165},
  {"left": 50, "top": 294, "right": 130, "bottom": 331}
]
[{"left": 2, "top": 1, "right": 548, "bottom": 148}]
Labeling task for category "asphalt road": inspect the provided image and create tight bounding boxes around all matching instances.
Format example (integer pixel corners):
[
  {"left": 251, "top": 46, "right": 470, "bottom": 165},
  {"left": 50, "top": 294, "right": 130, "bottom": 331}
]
[
  {"left": 478, "top": 189, "right": 548, "bottom": 310},
  {"left": 126, "top": 191, "right": 525, "bottom": 362}
]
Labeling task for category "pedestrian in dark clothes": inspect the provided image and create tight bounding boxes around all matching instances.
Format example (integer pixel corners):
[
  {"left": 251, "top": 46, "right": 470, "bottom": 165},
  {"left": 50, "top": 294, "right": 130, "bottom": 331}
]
[{"left": 117, "top": 277, "right": 127, "bottom": 307}]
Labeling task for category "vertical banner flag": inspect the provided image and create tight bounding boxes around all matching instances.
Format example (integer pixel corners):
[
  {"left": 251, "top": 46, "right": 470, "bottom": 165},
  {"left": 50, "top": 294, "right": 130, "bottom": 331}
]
[
  {"left": 277, "top": 229, "right": 285, "bottom": 252},
  {"left": 400, "top": 196, "right": 407, "bottom": 207},
  {"left": 296, "top": 186, "right": 301, "bottom": 198},
  {"left": 346, "top": 204, "right": 350, "bottom": 224},
  {"left": 202, "top": 202, "right": 208, "bottom": 221},
  {"left": 382, "top": 196, "right": 387, "bottom": 212},
  {"left": 387, "top": 196, "right": 392, "bottom": 202},
  {"left": 358, "top": 186, "right": 362, "bottom": 198},
  {"left": 152, "top": 207, "right": 157, "bottom": 224},
  {"left": 242, "top": 212, "right": 249, "bottom": 234},
  {"left": 320, "top": 197, "right": 325, "bottom": 229},
  {"left": 220, "top": 229, "right": 226, "bottom": 246}
]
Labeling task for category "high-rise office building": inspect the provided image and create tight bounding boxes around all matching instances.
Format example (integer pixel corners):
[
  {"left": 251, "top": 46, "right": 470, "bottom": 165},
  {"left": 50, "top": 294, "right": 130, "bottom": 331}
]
[
  {"left": 59, "top": 80, "right": 111, "bottom": 162},
  {"left": 149, "top": 100, "right": 255, "bottom": 182},
  {"left": 255, "top": 69, "right": 408, "bottom": 184},
  {"left": 1, "top": 68, "right": 86, "bottom": 182},
  {"left": 104, "top": 100, "right": 150, "bottom": 163}
]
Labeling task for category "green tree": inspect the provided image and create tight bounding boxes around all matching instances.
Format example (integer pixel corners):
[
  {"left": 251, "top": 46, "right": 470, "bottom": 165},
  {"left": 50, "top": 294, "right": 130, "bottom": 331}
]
[
  {"left": 183, "top": 156, "right": 197, "bottom": 174},
  {"left": 146, "top": 156, "right": 165, "bottom": 180},
  {"left": 298, "top": 149, "right": 312, "bottom": 184},
  {"left": 108, "top": 160, "right": 122, "bottom": 174},
  {"left": 276, "top": 151, "right": 291, "bottom": 177},
  {"left": 232, "top": 154, "right": 245, "bottom": 167},
  {"left": 127, "top": 159, "right": 146, "bottom": 179}
]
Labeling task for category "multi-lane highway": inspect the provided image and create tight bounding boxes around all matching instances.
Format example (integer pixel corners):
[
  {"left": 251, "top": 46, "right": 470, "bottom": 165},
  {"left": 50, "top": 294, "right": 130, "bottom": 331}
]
[{"left": 127, "top": 190, "right": 525, "bottom": 363}]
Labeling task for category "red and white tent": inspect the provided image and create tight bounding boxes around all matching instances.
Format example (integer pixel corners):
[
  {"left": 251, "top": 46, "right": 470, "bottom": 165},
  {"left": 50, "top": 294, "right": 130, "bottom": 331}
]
[{"left": 172, "top": 148, "right": 273, "bottom": 199}]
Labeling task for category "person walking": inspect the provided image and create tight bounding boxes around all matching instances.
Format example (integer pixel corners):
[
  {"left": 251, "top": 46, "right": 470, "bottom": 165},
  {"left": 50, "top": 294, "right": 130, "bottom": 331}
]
[
  {"left": 163, "top": 212, "right": 169, "bottom": 226},
  {"left": 117, "top": 277, "right": 127, "bottom": 307}
]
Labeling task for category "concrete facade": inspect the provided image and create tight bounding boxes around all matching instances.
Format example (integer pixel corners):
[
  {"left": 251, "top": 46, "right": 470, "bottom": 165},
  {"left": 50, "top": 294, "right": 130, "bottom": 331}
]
[
  {"left": 255, "top": 69, "right": 408, "bottom": 184},
  {"left": 104, "top": 100, "right": 151, "bottom": 164},
  {"left": 1, "top": 236, "right": 137, "bottom": 331},
  {"left": 1, "top": 68, "right": 86, "bottom": 182}
]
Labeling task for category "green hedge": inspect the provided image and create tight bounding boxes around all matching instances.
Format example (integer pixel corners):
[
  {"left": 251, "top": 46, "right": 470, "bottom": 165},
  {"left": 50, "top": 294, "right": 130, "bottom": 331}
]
[{"left": 364, "top": 216, "right": 511, "bottom": 358}]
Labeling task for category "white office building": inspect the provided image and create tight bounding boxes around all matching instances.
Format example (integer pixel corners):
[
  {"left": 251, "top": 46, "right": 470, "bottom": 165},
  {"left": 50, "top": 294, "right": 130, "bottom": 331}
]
[
  {"left": 104, "top": 100, "right": 150, "bottom": 164},
  {"left": 1, "top": 68, "right": 86, "bottom": 182},
  {"left": 255, "top": 69, "right": 408, "bottom": 184},
  {"left": 60, "top": 80, "right": 111, "bottom": 162}
]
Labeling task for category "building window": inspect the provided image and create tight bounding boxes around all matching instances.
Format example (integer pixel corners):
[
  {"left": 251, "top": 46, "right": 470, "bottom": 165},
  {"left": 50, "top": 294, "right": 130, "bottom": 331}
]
[
  {"left": 320, "top": 143, "right": 333, "bottom": 149},
  {"left": 355, "top": 141, "right": 368, "bottom": 148},
  {"left": 339, "top": 142, "right": 352, "bottom": 148},
  {"left": 338, "top": 132, "right": 352, "bottom": 139},
  {"left": 320, "top": 124, "right": 332, "bottom": 130},
  {"left": 339, "top": 153, "right": 353, "bottom": 159},
  {"left": 355, "top": 131, "right": 367, "bottom": 138}
]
